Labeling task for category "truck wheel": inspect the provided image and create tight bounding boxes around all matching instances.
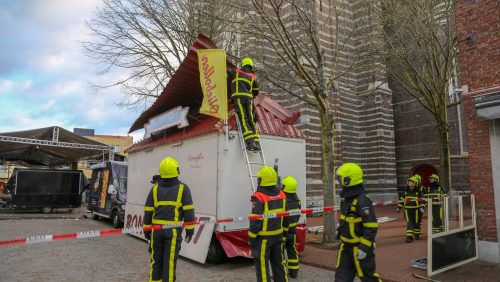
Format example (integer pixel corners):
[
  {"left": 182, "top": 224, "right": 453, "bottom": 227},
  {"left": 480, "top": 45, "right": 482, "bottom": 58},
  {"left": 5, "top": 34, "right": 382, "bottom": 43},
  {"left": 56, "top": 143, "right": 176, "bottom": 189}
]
[
  {"left": 206, "top": 236, "right": 226, "bottom": 264},
  {"left": 42, "top": 207, "right": 53, "bottom": 213},
  {"left": 92, "top": 213, "right": 99, "bottom": 220},
  {"left": 112, "top": 211, "right": 122, "bottom": 228}
]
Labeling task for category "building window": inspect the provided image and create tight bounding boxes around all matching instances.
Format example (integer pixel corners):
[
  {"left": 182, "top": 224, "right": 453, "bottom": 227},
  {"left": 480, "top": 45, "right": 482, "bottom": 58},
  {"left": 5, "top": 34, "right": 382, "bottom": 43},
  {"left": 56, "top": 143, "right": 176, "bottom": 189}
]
[{"left": 113, "top": 145, "right": 121, "bottom": 153}]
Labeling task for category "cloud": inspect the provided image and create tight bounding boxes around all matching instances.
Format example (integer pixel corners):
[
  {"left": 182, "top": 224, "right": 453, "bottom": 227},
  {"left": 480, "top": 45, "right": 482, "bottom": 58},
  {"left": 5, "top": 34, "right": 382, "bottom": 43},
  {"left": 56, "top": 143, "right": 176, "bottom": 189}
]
[
  {"left": 0, "top": 0, "right": 145, "bottom": 138},
  {"left": 0, "top": 79, "right": 32, "bottom": 94}
]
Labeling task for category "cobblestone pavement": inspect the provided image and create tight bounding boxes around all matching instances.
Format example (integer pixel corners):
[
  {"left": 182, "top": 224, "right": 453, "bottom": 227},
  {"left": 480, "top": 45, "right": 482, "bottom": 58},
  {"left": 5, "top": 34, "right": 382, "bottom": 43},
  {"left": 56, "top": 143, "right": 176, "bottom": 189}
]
[{"left": 0, "top": 217, "right": 334, "bottom": 282}]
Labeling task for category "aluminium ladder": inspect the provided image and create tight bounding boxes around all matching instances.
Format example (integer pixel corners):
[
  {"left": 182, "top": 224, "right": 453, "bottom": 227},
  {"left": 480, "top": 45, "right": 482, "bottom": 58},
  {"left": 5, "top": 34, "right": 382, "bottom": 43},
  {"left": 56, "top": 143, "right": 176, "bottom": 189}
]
[{"left": 234, "top": 113, "right": 267, "bottom": 193}]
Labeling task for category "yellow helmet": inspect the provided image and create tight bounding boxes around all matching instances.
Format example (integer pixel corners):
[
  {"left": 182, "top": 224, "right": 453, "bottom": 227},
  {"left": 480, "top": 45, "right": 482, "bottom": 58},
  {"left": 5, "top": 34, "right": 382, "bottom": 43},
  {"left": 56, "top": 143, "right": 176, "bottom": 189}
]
[
  {"left": 282, "top": 176, "right": 298, "bottom": 193},
  {"left": 429, "top": 174, "right": 439, "bottom": 182},
  {"left": 407, "top": 176, "right": 418, "bottom": 185},
  {"left": 336, "top": 163, "right": 363, "bottom": 187},
  {"left": 413, "top": 174, "right": 422, "bottom": 185},
  {"left": 159, "top": 157, "right": 179, "bottom": 178},
  {"left": 241, "top": 57, "right": 254, "bottom": 68},
  {"left": 257, "top": 166, "right": 277, "bottom": 186}
]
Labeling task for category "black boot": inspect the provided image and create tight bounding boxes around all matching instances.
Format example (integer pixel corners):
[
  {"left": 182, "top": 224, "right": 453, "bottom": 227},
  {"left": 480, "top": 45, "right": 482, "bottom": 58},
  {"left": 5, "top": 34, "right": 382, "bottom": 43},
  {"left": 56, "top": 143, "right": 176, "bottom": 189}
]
[
  {"left": 406, "top": 237, "right": 413, "bottom": 243},
  {"left": 415, "top": 234, "right": 420, "bottom": 240},
  {"left": 246, "top": 140, "right": 258, "bottom": 151},
  {"left": 252, "top": 141, "right": 261, "bottom": 151}
]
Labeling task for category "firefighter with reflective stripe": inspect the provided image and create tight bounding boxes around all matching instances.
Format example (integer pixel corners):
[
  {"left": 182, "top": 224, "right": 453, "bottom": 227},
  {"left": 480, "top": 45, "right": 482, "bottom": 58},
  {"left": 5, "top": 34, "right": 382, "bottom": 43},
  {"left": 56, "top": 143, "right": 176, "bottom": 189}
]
[
  {"left": 143, "top": 157, "right": 195, "bottom": 282},
  {"left": 248, "top": 166, "right": 288, "bottom": 282},
  {"left": 413, "top": 174, "right": 426, "bottom": 235},
  {"left": 425, "top": 174, "right": 447, "bottom": 233},
  {"left": 397, "top": 176, "right": 424, "bottom": 242},
  {"left": 281, "top": 176, "right": 301, "bottom": 279},
  {"left": 335, "top": 163, "right": 382, "bottom": 282},
  {"left": 227, "top": 57, "right": 261, "bottom": 151}
]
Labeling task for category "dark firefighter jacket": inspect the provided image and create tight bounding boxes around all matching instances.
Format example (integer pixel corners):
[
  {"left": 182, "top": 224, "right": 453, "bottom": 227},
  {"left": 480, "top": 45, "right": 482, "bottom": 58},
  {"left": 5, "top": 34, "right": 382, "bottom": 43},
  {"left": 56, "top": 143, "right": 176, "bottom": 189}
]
[
  {"left": 337, "top": 184, "right": 378, "bottom": 253},
  {"left": 228, "top": 68, "right": 260, "bottom": 99},
  {"left": 283, "top": 192, "right": 301, "bottom": 239},
  {"left": 143, "top": 178, "right": 195, "bottom": 236},
  {"left": 425, "top": 182, "right": 447, "bottom": 205},
  {"left": 398, "top": 186, "right": 424, "bottom": 209},
  {"left": 248, "top": 186, "right": 286, "bottom": 240}
]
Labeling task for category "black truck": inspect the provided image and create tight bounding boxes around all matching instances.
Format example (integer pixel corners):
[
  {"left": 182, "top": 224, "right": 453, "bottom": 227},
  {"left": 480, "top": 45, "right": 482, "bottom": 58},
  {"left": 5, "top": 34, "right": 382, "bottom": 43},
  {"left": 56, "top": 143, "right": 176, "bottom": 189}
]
[
  {"left": 5, "top": 168, "right": 84, "bottom": 212},
  {"left": 87, "top": 161, "right": 127, "bottom": 228}
]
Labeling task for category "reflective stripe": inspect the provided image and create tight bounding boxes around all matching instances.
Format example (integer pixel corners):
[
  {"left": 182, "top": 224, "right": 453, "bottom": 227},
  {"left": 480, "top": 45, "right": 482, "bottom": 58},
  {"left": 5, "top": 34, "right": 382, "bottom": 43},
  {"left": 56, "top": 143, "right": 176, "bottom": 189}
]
[
  {"left": 144, "top": 206, "right": 155, "bottom": 212},
  {"left": 237, "top": 99, "right": 252, "bottom": 136},
  {"left": 360, "top": 238, "right": 373, "bottom": 247},
  {"left": 288, "top": 258, "right": 299, "bottom": 263},
  {"left": 152, "top": 219, "right": 180, "bottom": 225},
  {"left": 182, "top": 204, "right": 194, "bottom": 210},
  {"left": 353, "top": 246, "right": 364, "bottom": 277},
  {"left": 289, "top": 222, "right": 298, "bottom": 228},
  {"left": 258, "top": 228, "right": 283, "bottom": 236},
  {"left": 340, "top": 235, "right": 361, "bottom": 244},
  {"left": 156, "top": 201, "right": 182, "bottom": 207},
  {"left": 149, "top": 230, "right": 155, "bottom": 281},
  {"left": 169, "top": 229, "right": 177, "bottom": 282},
  {"left": 184, "top": 224, "right": 194, "bottom": 230},
  {"left": 336, "top": 243, "right": 344, "bottom": 268},
  {"left": 339, "top": 215, "right": 362, "bottom": 223},
  {"left": 362, "top": 222, "right": 379, "bottom": 228},
  {"left": 153, "top": 184, "right": 158, "bottom": 208},
  {"left": 261, "top": 239, "right": 267, "bottom": 282},
  {"left": 174, "top": 184, "right": 184, "bottom": 222},
  {"left": 248, "top": 231, "right": 258, "bottom": 238},
  {"left": 288, "top": 265, "right": 299, "bottom": 269},
  {"left": 232, "top": 92, "right": 253, "bottom": 98}
]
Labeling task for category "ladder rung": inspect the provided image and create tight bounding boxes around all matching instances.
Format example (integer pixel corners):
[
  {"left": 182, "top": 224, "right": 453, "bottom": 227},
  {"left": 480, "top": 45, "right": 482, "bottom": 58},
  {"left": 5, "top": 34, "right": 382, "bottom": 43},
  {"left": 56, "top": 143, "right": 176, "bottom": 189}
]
[{"left": 248, "top": 162, "right": 265, "bottom": 165}]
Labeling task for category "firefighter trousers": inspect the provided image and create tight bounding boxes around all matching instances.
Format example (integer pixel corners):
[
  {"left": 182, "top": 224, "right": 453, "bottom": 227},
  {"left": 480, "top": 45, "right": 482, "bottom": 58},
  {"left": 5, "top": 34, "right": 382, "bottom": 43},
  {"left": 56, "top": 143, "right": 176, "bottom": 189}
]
[
  {"left": 251, "top": 236, "right": 288, "bottom": 282},
  {"left": 284, "top": 234, "right": 299, "bottom": 277},
  {"left": 432, "top": 204, "right": 444, "bottom": 232},
  {"left": 149, "top": 228, "right": 182, "bottom": 282},
  {"left": 405, "top": 208, "right": 421, "bottom": 238},
  {"left": 335, "top": 243, "right": 382, "bottom": 282},
  {"left": 232, "top": 97, "right": 258, "bottom": 143}
]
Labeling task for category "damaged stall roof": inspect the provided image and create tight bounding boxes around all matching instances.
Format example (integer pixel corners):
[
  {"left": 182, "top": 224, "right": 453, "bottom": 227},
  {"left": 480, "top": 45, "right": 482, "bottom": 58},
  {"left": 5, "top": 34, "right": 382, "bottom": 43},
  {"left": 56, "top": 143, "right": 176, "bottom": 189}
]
[
  {"left": 128, "top": 34, "right": 303, "bottom": 154},
  {"left": 0, "top": 126, "right": 112, "bottom": 166}
]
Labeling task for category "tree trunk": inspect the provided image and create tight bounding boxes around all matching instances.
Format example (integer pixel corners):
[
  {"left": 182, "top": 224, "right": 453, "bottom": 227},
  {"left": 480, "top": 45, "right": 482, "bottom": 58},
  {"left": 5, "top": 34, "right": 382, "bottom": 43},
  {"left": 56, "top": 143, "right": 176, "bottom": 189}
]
[
  {"left": 436, "top": 112, "right": 452, "bottom": 193},
  {"left": 320, "top": 109, "right": 336, "bottom": 243}
]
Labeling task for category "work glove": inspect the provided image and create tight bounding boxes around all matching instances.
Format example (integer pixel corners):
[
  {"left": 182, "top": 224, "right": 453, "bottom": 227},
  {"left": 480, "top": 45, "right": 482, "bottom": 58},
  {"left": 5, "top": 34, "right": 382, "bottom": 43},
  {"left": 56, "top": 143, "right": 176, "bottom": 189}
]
[
  {"left": 144, "top": 231, "right": 151, "bottom": 241},
  {"left": 419, "top": 207, "right": 425, "bottom": 213},
  {"left": 185, "top": 229, "right": 194, "bottom": 243},
  {"left": 356, "top": 249, "right": 367, "bottom": 260}
]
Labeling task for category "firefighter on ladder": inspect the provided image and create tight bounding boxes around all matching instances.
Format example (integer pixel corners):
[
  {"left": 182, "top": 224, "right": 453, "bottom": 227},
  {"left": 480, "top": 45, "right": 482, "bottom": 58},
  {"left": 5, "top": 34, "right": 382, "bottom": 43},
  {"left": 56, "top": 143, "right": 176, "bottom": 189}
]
[
  {"left": 397, "top": 176, "right": 425, "bottom": 242},
  {"left": 248, "top": 166, "right": 288, "bottom": 282},
  {"left": 143, "top": 157, "right": 195, "bottom": 282},
  {"left": 335, "top": 163, "right": 382, "bottom": 282},
  {"left": 228, "top": 57, "right": 261, "bottom": 151},
  {"left": 425, "top": 174, "right": 447, "bottom": 233},
  {"left": 281, "top": 176, "right": 301, "bottom": 279}
]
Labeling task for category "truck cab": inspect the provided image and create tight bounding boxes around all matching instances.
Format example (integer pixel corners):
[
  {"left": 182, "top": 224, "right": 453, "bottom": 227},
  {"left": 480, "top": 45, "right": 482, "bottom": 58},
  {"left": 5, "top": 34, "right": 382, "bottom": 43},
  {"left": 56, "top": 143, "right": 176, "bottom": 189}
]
[{"left": 87, "top": 161, "right": 128, "bottom": 228}]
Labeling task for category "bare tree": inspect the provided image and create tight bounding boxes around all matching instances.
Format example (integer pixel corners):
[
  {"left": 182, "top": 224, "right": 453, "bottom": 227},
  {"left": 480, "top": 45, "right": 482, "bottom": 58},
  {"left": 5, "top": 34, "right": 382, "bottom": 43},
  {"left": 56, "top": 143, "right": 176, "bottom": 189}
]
[
  {"left": 219, "top": 0, "right": 376, "bottom": 243},
  {"left": 379, "top": 0, "right": 458, "bottom": 190},
  {"left": 84, "top": 0, "right": 236, "bottom": 109}
]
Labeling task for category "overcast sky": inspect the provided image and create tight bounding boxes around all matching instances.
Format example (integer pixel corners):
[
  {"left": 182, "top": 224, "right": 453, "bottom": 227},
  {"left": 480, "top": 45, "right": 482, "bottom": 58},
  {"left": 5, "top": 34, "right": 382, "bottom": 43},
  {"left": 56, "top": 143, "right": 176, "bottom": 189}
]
[{"left": 0, "top": 0, "right": 145, "bottom": 142}]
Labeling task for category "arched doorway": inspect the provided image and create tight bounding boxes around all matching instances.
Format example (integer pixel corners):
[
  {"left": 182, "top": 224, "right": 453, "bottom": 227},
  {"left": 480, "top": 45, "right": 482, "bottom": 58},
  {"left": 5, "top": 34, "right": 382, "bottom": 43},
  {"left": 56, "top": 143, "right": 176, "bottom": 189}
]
[{"left": 412, "top": 164, "right": 438, "bottom": 188}]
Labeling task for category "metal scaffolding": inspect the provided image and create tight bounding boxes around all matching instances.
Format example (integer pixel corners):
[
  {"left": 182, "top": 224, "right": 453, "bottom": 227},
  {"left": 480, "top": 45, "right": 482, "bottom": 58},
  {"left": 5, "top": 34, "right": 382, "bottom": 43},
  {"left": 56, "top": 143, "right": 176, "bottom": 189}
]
[{"left": 0, "top": 132, "right": 114, "bottom": 160}]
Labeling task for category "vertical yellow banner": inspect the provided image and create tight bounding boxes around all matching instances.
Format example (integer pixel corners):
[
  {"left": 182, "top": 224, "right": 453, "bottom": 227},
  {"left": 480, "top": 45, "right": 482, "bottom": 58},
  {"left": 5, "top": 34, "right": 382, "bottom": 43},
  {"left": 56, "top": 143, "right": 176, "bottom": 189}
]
[{"left": 198, "top": 49, "right": 228, "bottom": 120}]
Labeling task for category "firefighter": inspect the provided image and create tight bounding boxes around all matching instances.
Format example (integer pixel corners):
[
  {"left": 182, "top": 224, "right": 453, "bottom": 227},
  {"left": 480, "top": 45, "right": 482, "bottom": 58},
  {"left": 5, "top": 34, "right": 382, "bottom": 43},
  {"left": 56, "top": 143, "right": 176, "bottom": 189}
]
[
  {"left": 425, "top": 174, "right": 447, "bottom": 233},
  {"left": 413, "top": 174, "right": 425, "bottom": 237},
  {"left": 227, "top": 57, "right": 260, "bottom": 151},
  {"left": 335, "top": 163, "right": 382, "bottom": 282},
  {"left": 248, "top": 166, "right": 288, "bottom": 282},
  {"left": 143, "top": 157, "right": 195, "bottom": 282},
  {"left": 397, "top": 176, "right": 425, "bottom": 242},
  {"left": 281, "top": 176, "right": 301, "bottom": 279}
]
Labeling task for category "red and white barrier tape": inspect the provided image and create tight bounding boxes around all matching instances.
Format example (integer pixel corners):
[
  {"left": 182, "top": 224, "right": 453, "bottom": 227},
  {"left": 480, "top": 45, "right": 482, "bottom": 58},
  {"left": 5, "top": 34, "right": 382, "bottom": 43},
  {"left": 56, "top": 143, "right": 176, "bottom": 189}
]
[{"left": 0, "top": 200, "right": 401, "bottom": 247}]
